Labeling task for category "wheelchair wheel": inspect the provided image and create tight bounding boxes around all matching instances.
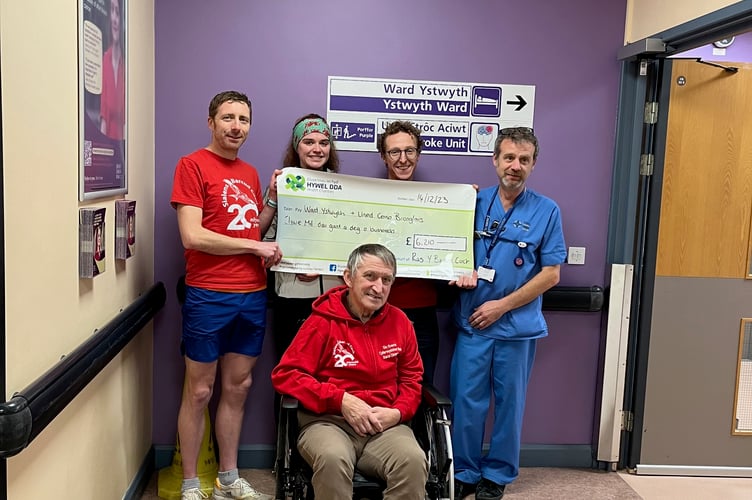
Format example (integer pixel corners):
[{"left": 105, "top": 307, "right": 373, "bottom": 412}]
[{"left": 430, "top": 406, "right": 454, "bottom": 500}]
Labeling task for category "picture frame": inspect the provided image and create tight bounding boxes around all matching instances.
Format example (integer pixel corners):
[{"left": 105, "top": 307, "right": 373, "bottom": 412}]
[{"left": 78, "top": 0, "right": 127, "bottom": 200}]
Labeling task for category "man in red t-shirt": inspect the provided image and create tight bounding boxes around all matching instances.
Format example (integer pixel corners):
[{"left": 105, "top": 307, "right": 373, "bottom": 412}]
[
  {"left": 170, "top": 90, "right": 280, "bottom": 500},
  {"left": 378, "top": 120, "right": 463, "bottom": 384}
]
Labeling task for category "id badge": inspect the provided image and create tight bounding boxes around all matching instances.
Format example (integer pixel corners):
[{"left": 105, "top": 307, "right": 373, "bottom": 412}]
[{"left": 478, "top": 265, "right": 495, "bottom": 282}]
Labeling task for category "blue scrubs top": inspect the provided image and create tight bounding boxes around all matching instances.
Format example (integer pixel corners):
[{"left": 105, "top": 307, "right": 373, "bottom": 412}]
[{"left": 454, "top": 186, "right": 566, "bottom": 340}]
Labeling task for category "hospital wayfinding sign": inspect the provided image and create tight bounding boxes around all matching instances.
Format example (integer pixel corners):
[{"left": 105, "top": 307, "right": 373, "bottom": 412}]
[{"left": 327, "top": 76, "right": 535, "bottom": 156}]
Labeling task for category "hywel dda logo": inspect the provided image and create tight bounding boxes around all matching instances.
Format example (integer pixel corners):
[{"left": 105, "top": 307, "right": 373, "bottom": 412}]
[
  {"left": 285, "top": 173, "right": 306, "bottom": 192},
  {"left": 286, "top": 172, "right": 343, "bottom": 193}
]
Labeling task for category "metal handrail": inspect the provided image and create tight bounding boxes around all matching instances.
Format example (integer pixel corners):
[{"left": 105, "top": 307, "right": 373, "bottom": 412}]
[{"left": 0, "top": 282, "right": 166, "bottom": 457}]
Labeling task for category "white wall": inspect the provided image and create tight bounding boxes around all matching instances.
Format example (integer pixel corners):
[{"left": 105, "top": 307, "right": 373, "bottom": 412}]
[
  {"left": 0, "top": 1, "right": 155, "bottom": 498},
  {"left": 625, "top": 0, "right": 741, "bottom": 42}
]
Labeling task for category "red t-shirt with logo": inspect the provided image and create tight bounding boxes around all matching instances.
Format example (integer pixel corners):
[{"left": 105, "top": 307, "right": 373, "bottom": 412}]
[{"left": 171, "top": 148, "right": 266, "bottom": 291}]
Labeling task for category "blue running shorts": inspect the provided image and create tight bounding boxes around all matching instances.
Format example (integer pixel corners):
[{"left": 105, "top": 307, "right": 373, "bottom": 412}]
[{"left": 181, "top": 286, "right": 267, "bottom": 362}]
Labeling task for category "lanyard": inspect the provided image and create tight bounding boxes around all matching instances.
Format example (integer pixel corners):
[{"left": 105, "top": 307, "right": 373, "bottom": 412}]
[{"left": 482, "top": 187, "right": 523, "bottom": 266}]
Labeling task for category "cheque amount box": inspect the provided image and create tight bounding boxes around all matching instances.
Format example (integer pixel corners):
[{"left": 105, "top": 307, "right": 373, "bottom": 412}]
[{"left": 412, "top": 234, "right": 467, "bottom": 252}]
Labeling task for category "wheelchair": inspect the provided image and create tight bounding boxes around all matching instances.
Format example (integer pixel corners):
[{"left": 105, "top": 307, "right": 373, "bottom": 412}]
[{"left": 274, "top": 384, "right": 454, "bottom": 500}]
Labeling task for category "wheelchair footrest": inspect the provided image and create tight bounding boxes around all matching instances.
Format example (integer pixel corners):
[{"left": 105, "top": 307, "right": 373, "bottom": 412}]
[{"left": 353, "top": 471, "right": 386, "bottom": 493}]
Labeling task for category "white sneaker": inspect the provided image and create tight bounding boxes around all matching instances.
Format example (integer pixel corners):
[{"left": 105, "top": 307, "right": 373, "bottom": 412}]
[
  {"left": 181, "top": 487, "right": 209, "bottom": 500},
  {"left": 212, "top": 477, "right": 272, "bottom": 500}
]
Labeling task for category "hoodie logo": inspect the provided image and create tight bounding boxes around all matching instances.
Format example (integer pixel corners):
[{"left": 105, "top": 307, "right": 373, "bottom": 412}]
[
  {"left": 379, "top": 343, "right": 401, "bottom": 359},
  {"left": 333, "top": 341, "right": 358, "bottom": 367}
]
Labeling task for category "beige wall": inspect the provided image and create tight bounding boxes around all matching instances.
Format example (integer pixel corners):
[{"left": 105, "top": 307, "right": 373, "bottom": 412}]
[
  {"left": 625, "top": 0, "right": 741, "bottom": 43},
  {"left": 1, "top": 1, "right": 155, "bottom": 498}
]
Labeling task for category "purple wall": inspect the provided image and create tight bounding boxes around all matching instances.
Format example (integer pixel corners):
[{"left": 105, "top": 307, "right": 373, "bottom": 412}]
[
  {"left": 154, "top": 0, "right": 626, "bottom": 448},
  {"left": 675, "top": 32, "right": 752, "bottom": 62}
]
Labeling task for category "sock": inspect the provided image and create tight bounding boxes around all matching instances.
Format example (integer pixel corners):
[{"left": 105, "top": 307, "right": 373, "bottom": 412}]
[
  {"left": 181, "top": 477, "right": 200, "bottom": 492},
  {"left": 218, "top": 469, "right": 239, "bottom": 486}
]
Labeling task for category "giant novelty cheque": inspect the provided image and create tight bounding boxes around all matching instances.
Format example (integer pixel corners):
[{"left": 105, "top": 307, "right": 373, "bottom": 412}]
[{"left": 271, "top": 167, "right": 476, "bottom": 280}]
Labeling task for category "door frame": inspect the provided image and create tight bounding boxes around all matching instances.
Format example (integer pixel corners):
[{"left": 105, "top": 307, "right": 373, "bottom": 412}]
[
  {"left": 0, "top": 37, "right": 7, "bottom": 498},
  {"left": 610, "top": 1, "right": 752, "bottom": 470}
]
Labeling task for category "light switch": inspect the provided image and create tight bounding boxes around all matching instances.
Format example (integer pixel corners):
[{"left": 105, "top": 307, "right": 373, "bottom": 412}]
[{"left": 568, "top": 246, "right": 586, "bottom": 265}]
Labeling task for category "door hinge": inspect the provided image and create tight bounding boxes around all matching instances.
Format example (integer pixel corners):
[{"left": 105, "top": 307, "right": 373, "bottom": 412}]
[
  {"left": 639, "top": 59, "right": 648, "bottom": 76},
  {"left": 640, "top": 154, "right": 654, "bottom": 176},
  {"left": 621, "top": 410, "right": 634, "bottom": 432},
  {"left": 644, "top": 101, "right": 659, "bottom": 124}
]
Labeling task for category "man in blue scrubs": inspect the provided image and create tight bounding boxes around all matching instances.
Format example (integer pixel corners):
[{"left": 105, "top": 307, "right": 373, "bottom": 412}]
[{"left": 451, "top": 127, "right": 566, "bottom": 500}]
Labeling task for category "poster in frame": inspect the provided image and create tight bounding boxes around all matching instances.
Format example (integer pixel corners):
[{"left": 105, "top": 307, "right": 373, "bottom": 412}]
[{"left": 79, "top": 0, "right": 127, "bottom": 200}]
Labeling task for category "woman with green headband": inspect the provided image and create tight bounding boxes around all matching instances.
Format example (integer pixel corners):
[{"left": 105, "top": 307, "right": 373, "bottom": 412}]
[
  {"left": 264, "top": 114, "right": 343, "bottom": 386},
  {"left": 283, "top": 114, "right": 340, "bottom": 173}
]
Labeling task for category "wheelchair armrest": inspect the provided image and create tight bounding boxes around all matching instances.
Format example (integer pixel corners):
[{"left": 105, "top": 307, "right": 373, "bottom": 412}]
[
  {"left": 281, "top": 394, "right": 300, "bottom": 410},
  {"left": 421, "top": 383, "right": 451, "bottom": 408},
  {"left": 277, "top": 394, "right": 300, "bottom": 462}
]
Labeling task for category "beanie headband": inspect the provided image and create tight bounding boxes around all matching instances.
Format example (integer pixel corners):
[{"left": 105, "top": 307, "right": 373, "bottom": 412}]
[{"left": 293, "top": 118, "right": 331, "bottom": 149}]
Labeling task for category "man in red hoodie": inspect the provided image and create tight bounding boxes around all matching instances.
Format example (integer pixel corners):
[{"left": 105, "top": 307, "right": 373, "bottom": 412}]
[{"left": 271, "top": 243, "right": 427, "bottom": 500}]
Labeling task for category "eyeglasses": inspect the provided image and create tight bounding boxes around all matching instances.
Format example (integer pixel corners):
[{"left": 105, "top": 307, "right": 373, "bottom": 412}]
[
  {"left": 500, "top": 127, "right": 534, "bottom": 135},
  {"left": 386, "top": 147, "right": 419, "bottom": 160}
]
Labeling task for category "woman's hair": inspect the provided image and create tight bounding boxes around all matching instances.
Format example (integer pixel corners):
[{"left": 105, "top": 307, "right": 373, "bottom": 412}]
[{"left": 282, "top": 113, "right": 340, "bottom": 172}]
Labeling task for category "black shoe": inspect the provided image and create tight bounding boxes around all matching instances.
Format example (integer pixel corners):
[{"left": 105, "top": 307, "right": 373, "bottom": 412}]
[
  {"left": 475, "top": 478, "right": 506, "bottom": 500},
  {"left": 454, "top": 479, "right": 477, "bottom": 500}
]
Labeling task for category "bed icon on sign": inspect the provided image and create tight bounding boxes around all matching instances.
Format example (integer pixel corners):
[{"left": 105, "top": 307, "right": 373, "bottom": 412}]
[{"left": 472, "top": 86, "right": 501, "bottom": 117}]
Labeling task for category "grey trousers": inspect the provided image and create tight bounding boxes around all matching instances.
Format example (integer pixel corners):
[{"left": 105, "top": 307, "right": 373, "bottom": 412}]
[{"left": 297, "top": 412, "right": 428, "bottom": 500}]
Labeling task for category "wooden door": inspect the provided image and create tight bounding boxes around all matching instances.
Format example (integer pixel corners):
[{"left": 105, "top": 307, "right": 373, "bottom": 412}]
[{"left": 656, "top": 60, "right": 752, "bottom": 278}]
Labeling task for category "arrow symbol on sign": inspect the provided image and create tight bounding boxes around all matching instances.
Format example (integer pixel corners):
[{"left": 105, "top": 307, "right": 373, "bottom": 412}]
[{"left": 506, "top": 95, "right": 527, "bottom": 111}]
